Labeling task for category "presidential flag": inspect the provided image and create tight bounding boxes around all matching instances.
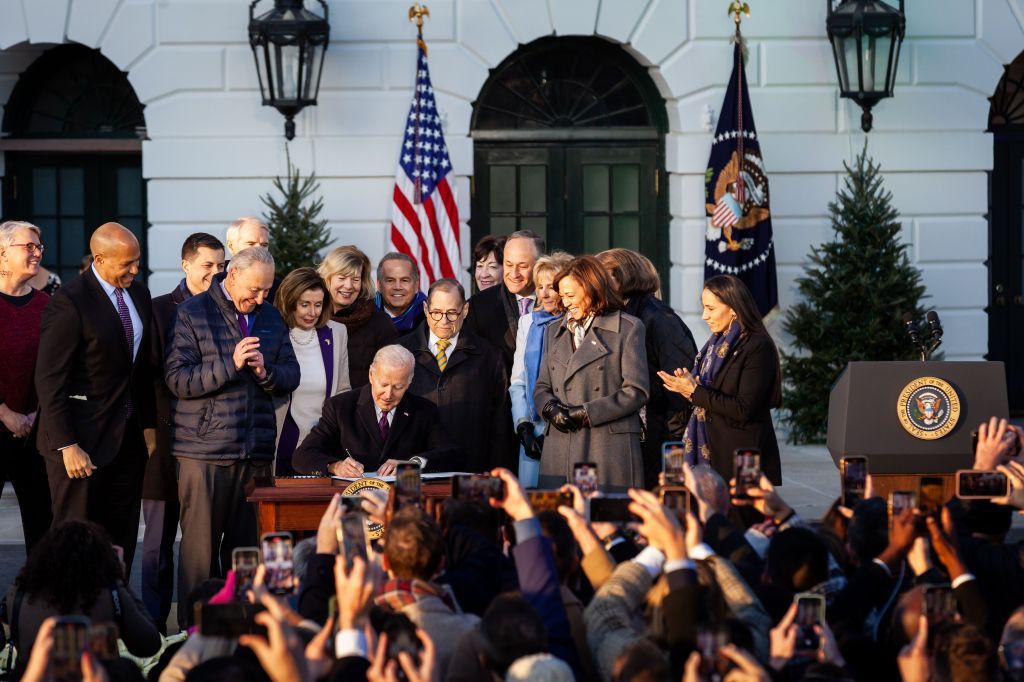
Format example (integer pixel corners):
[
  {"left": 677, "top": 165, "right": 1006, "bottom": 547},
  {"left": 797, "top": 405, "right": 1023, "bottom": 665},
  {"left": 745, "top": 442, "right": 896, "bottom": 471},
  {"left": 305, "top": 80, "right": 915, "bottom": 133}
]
[
  {"left": 704, "top": 42, "right": 777, "bottom": 316},
  {"left": 389, "top": 46, "right": 460, "bottom": 290}
]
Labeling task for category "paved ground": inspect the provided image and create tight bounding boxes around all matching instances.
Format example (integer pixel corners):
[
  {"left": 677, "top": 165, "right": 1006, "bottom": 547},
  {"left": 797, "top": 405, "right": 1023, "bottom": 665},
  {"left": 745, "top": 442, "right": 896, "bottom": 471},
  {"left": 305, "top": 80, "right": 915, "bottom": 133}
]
[{"left": 0, "top": 438, "right": 843, "bottom": 631}]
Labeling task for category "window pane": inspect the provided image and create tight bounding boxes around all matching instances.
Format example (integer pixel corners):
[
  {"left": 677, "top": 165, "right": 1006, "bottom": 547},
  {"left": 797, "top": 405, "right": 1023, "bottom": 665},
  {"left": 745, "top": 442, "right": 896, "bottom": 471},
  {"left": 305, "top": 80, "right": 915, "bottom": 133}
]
[
  {"left": 35, "top": 217, "right": 58, "bottom": 269},
  {"left": 583, "top": 216, "right": 609, "bottom": 254},
  {"left": 117, "top": 167, "right": 143, "bottom": 215},
  {"left": 32, "top": 168, "right": 57, "bottom": 214},
  {"left": 490, "top": 166, "right": 516, "bottom": 213},
  {"left": 60, "top": 218, "right": 85, "bottom": 265},
  {"left": 520, "top": 166, "right": 546, "bottom": 213},
  {"left": 520, "top": 216, "right": 546, "bottom": 241},
  {"left": 613, "top": 215, "right": 640, "bottom": 251},
  {"left": 583, "top": 165, "right": 608, "bottom": 212},
  {"left": 119, "top": 218, "right": 143, "bottom": 241},
  {"left": 59, "top": 168, "right": 85, "bottom": 214},
  {"left": 612, "top": 165, "right": 639, "bottom": 213},
  {"left": 490, "top": 216, "right": 517, "bottom": 235}
]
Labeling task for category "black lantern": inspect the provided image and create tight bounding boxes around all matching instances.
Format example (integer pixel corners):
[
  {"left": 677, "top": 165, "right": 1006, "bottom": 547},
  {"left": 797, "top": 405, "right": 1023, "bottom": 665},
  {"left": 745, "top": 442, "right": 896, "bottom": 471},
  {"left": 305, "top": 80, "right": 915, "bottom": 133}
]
[
  {"left": 826, "top": 0, "right": 905, "bottom": 132},
  {"left": 248, "top": 0, "right": 329, "bottom": 140}
]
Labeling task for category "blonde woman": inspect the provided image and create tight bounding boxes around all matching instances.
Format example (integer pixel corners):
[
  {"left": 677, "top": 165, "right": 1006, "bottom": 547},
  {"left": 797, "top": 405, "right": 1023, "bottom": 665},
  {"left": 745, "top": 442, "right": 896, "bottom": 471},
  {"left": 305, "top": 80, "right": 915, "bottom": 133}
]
[{"left": 319, "top": 246, "right": 397, "bottom": 388}]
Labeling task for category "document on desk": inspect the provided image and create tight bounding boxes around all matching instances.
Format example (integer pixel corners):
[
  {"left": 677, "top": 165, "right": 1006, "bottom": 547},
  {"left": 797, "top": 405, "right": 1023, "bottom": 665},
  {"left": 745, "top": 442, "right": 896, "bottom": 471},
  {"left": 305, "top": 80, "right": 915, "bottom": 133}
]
[{"left": 330, "top": 471, "right": 471, "bottom": 483}]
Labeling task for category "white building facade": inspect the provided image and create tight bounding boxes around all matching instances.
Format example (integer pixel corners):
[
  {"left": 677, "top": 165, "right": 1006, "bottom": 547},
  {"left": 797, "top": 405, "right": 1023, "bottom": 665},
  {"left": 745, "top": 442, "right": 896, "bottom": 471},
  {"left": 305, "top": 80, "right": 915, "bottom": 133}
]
[{"left": 0, "top": 0, "right": 1013, "bottom": 391}]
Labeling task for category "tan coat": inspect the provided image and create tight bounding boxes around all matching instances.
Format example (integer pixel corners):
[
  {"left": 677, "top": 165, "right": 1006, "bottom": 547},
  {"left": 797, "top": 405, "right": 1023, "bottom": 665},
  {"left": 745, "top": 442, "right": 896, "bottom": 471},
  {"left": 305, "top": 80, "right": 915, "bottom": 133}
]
[{"left": 534, "top": 310, "right": 649, "bottom": 489}]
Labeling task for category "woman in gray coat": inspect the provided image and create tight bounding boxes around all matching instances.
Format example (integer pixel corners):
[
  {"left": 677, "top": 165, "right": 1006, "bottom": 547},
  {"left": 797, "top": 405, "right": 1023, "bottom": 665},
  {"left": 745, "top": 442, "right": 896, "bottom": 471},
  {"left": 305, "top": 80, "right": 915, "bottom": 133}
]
[{"left": 533, "top": 256, "right": 649, "bottom": 490}]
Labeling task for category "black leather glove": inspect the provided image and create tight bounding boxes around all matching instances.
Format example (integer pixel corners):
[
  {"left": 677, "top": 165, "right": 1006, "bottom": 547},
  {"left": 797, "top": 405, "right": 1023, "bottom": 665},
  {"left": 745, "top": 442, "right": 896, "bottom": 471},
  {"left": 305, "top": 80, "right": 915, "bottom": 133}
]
[
  {"left": 542, "top": 400, "right": 578, "bottom": 433},
  {"left": 566, "top": 404, "right": 589, "bottom": 430},
  {"left": 517, "top": 422, "right": 544, "bottom": 460}
]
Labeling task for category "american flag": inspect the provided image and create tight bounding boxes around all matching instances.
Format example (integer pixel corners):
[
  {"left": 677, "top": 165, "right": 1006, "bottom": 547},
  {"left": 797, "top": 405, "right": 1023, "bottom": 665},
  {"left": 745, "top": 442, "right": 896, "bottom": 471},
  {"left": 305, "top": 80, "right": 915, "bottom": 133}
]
[
  {"left": 389, "top": 46, "right": 460, "bottom": 290},
  {"left": 712, "top": 192, "right": 742, "bottom": 229}
]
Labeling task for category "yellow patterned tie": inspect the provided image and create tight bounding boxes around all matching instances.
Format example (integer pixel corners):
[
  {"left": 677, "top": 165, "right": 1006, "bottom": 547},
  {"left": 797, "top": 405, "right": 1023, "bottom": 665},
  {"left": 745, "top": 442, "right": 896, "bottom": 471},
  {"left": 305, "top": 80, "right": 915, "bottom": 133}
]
[{"left": 435, "top": 338, "right": 450, "bottom": 372}]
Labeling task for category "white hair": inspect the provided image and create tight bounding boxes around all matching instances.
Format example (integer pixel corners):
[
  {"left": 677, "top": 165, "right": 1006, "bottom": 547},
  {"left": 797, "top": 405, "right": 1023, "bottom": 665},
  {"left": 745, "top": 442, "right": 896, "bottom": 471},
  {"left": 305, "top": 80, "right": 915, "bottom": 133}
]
[
  {"left": 0, "top": 220, "right": 41, "bottom": 250},
  {"left": 371, "top": 344, "right": 415, "bottom": 376},
  {"left": 227, "top": 246, "right": 275, "bottom": 273},
  {"left": 225, "top": 216, "right": 268, "bottom": 253}
]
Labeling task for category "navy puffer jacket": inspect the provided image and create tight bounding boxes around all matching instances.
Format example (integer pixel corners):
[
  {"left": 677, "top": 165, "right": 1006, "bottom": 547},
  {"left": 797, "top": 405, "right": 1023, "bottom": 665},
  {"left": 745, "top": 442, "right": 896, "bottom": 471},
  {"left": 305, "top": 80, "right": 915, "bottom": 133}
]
[{"left": 165, "top": 273, "right": 300, "bottom": 461}]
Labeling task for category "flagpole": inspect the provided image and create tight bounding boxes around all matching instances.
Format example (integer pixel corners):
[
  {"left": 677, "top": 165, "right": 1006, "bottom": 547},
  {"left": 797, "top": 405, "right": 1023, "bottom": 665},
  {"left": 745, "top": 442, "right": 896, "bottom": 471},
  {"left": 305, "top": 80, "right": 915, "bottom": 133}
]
[
  {"left": 408, "top": 2, "right": 430, "bottom": 205},
  {"left": 724, "top": 1, "right": 750, "bottom": 251}
]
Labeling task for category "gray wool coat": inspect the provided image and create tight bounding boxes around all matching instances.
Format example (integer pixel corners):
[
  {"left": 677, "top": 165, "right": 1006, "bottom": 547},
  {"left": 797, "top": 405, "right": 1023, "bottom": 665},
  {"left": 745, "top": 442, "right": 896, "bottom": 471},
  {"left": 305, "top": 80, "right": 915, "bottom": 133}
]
[{"left": 533, "top": 310, "right": 650, "bottom": 489}]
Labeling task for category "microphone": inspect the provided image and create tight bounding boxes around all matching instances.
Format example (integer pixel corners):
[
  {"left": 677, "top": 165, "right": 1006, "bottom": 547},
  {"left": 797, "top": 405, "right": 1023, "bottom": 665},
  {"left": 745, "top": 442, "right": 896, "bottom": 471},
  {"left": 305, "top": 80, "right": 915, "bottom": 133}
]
[
  {"left": 902, "top": 312, "right": 921, "bottom": 347},
  {"left": 926, "top": 310, "right": 943, "bottom": 342}
]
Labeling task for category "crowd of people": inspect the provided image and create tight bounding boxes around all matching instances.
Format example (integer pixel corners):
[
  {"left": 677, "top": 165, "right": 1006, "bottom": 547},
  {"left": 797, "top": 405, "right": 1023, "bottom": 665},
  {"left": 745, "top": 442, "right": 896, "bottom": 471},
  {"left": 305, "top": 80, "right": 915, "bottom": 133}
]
[{"left": 3, "top": 217, "right": 1024, "bottom": 681}]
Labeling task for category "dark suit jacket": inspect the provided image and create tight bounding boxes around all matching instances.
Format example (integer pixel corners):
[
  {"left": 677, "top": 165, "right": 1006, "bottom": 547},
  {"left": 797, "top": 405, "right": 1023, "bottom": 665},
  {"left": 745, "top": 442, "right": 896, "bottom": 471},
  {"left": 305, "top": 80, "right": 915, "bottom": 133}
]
[
  {"left": 689, "top": 331, "right": 782, "bottom": 484},
  {"left": 463, "top": 283, "right": 520, "bottom": 369},
  {"left": 35, "top": 268, "right": 154, "bottom": 466},
  {"left": 144, "top": 279, "right": 190, "bottom": 500},
  {"left": 291, "top": 385, "right": 464, "bottom": 474},
  {"left": 397, "top": 324, "right": 516, "bottom": 472}
]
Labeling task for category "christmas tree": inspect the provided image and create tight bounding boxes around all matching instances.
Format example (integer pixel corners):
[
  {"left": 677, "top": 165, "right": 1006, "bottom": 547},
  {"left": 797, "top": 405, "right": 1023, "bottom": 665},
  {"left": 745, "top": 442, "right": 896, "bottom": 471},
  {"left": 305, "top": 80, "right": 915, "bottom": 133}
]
[
  {"left": 261, "top": 160, "right": 332, "bottom": 275},
  {"left": 781, "top": 145, "right": 927, "bottom": 444}
]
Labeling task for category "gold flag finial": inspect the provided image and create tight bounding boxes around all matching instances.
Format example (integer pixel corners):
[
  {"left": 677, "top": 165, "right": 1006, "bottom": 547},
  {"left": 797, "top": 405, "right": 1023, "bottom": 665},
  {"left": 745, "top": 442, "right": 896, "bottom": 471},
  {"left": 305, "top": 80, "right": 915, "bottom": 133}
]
[
  {"left": 408, "top": 2, "right": 430, "bottom": 53},
  {"left": 728, "top": 1, "right": 750, "bottom": 28}
]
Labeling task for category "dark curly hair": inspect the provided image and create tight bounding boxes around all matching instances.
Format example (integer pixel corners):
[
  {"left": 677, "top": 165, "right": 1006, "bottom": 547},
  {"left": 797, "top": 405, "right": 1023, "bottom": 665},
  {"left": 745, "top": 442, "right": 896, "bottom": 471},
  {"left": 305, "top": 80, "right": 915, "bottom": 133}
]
[{"left": 15, "top": 521, "right": 124, "bottom": 614}]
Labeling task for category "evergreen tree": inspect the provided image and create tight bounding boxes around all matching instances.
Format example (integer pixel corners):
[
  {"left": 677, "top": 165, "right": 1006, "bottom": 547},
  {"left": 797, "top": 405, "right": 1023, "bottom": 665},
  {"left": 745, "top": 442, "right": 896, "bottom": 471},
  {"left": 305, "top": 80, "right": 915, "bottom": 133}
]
[
  {"left": 781, "top": 144, "right": 927, "bottom": 444},
  {"left": 261, "top": 161, "right": 332, "bottom": 275}
]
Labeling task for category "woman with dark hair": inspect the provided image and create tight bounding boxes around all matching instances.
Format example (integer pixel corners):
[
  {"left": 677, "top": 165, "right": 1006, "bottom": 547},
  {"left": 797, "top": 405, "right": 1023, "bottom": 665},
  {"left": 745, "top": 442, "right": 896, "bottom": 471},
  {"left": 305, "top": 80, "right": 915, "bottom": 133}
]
[
  {"left": 4, "top": 521, "right": 161, "bottom": 676},
  {"left": 273, "top": 267, "right": 351, "bottom": 475},
  {"left": 533, "top": 256, "right": 649, "bottom": 489},
  {"left": 319, "top": 246, "right": 397, "bottom": 388},
  {"left": 598, "top": 248, "right": 698, "bottom": 489},
  {"left": 659, "top": 274, "right": 782, "bottom": 483},
  {"left": 472, "top": 234, "right": 506, "bottom": 293}
]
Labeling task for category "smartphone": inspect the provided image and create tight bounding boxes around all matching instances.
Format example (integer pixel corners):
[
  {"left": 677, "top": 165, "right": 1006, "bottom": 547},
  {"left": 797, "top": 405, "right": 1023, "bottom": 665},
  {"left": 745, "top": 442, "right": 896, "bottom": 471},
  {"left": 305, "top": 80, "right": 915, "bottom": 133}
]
[
  {"left": 52, "top": 616, "right": 90, "bottom": 682},
  {"left": 839, "top": 456, "right": 868, "bottom": 508},
  {"left": 339, "top": 512, "right": 370, "bottom": 573},
  {"left": 956, "top": 470, "right": 1009, "bottom": 499},
  {"left": 200, "top": 603, "right": 268, "bottom": 637},
  {"left": 376, "top": 612, "right": 423, "bottom": 682},
  {"left": 573, "top": 462, "right": 599, "bottom": 496},
  {"left": 923, "top": 584, "right": 957, "bottom": 624},
  {"left": 340, "top": 495, "right": 366, "bottom": 513},
  {"left": 394, "top": 461, "right": 422, "bottom": 510},
  {"left": 232, "top": 546, "right": 260, "bottom": 599},
  {"left": 86, "top": 623, "right": 119, "bottom": 659},
  {"left": 662, "top": 441, "right": 687, "bottom": 485},
  {"left": 660, "top": 485, "right": 691, "bottom": 518},
  {"left": 260, "top": 532, "right": 295, "bottom": 596},
  {"left": 527, "top": 489, "right": 573, "bottom": 512},
  {"left": 733, "top": 449, "right": 761, "bottom": 500},
  {"left": 587, "top": 495, "right": 639, "bottom": 525},
  {"left": 451, "top": 474, "right": 506, "bottom": 503},
  {"left": 889, "top": 490, "right": 917, "bottom": 529},
  {"left": 794, "top": 593, "right": 825, "bottom": 658},
  {"left": 696, "top": 626, "right": 729, "bottom": 681},
  {"left": 918, "top": 476, "right": 945, "bottom": 517}
]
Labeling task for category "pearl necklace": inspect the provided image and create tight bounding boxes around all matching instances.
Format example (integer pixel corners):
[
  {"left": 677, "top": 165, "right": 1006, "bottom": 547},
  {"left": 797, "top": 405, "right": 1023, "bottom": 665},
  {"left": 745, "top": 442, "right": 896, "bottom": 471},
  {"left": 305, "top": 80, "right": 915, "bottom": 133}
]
[{"left": 290, "top": 327, "right": 317, "bottom": 346}]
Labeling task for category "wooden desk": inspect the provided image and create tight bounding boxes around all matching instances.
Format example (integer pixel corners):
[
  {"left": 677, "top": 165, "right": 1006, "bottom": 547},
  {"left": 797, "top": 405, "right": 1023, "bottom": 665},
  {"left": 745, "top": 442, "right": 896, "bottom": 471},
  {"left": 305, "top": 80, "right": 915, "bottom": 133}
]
[{"left": 247, "top": 479, "right": 452, "bottom": 536}]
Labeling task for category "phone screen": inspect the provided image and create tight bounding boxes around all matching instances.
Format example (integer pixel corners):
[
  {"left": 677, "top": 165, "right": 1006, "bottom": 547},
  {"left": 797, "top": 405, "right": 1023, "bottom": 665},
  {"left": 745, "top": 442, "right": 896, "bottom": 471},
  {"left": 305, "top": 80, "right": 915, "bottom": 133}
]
[
  {"left": 733, "top": 449, "right": 761, "bottom": 500},
  {"left": 697, "top": 626, "right": 729, "bottom": 680},
  {"left": 527, "top": 490, "right": 573, "bottom": 512},
  {"left": 451, "top": 474, "right": 506, "bottom": 503},
  {"left": 794, "top": 594, "right": 823, "bottom": 657},
  {"left": 840, "top": 457, "right": 868, "bottom": 508},
  {"left": 52, "top": 617, "right": 89, "bottom": 682},
  {"left": 660, "top": 486, "right": 690, "bottom": 518},
  {"left": 662, "top": 441, "right": 686, "bottom": 485},
  {"left": 918, "top": 476, "right": 945, "bottom": 517},
  {"left": 573, "top": 462, "right": 599, "bottom": 496},
  {"left": 587, "top": 495, "right": 639, "bottom": 524},
  {"left": 340, "top": 495, "right": 365, "bottom": 513},
  {"left": 340, "top": 513, "right": 369, "bottom": 573},
  {"left": 923, "top": 585, "right": 956, "bottom": 624},
  {"left": 395, "top": 461, "right": 422, "bottom": 509},
  {"left": 956, "top": 470, "right": 1009, "bottom": 499},
  {"left": 232, "top": 547, "right": 260, "bottom": 599},
  {"left": 261, "top": 532, "right": 295, "bottom": 595},
  {"left": 889, "top": 490, "right": 916, "bottom": 527}
]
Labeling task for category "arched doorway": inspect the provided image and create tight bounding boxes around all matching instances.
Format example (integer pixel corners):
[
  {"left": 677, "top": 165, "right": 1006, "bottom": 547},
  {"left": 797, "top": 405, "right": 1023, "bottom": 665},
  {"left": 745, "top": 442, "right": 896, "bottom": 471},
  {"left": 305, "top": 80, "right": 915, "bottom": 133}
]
[
  {"left": 470, "top": 37, "right": 669, "bottom": 296},
  {"left": 1, "top": 44, "right": 147, "bottom": 283}
]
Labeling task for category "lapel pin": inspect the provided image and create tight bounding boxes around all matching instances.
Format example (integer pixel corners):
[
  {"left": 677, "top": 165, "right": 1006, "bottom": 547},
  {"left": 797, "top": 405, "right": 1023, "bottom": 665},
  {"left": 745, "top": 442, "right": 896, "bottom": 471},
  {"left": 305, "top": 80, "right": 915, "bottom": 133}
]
[
  {"left": 325, "top": 338, "right": 331, "bottom": 345},
  {"left": 403, "top": 411, "right": 409, "bottom": 417}
]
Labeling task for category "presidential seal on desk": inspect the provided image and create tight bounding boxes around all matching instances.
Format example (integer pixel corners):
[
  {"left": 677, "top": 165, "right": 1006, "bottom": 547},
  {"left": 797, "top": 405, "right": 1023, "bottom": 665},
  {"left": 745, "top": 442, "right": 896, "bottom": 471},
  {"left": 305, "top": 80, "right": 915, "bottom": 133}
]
[
  {"left": 897, "top": 376, "right": 961, "bottom": 441},
  {"left": 342, "top": 477, "right": 390, "bottom": 539}
]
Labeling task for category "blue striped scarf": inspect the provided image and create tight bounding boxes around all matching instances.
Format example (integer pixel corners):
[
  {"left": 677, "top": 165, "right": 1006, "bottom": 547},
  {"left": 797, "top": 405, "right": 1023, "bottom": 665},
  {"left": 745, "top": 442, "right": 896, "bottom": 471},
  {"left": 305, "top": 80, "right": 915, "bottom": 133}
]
[{"left": 684, "top": 320, "right": 742, "bottom": 466}]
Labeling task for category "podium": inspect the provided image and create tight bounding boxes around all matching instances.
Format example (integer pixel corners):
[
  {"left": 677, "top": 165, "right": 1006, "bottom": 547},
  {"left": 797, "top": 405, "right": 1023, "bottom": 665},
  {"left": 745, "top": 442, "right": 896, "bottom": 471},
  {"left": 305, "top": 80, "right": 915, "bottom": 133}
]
[{"left": 827, "top": 361, "right": 1008, "bottom": 500}]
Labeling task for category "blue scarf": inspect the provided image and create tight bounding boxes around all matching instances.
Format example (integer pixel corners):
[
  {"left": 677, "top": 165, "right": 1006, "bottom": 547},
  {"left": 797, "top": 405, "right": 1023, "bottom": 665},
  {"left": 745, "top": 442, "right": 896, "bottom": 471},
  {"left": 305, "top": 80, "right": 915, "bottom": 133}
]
[
  {"left": 525, "top": 309, "right": 561, "bottom": 420},
  {"left": 375, "top": 290, "right": 427, "bottom": 332},
  {"left": 684, "top": 320, "right": 742, "bottom": 466}
]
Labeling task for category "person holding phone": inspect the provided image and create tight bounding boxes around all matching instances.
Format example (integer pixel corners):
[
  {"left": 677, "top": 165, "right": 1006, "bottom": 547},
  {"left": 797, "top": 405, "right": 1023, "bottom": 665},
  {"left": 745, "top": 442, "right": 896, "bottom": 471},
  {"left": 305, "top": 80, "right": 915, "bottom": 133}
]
[
  {"left": 658, "top": 274, "right": 782, "bottom": 484},
  {"left": 534, "top": 256, "right": 649, "bottom": 490}
]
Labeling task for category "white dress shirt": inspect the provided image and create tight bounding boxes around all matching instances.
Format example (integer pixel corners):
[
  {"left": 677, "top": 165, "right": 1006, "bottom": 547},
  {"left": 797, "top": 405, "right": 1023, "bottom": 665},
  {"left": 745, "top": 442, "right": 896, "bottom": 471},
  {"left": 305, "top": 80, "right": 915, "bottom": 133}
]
[{"left": 92, "top": 264, "right": 142, "bottom": 360}]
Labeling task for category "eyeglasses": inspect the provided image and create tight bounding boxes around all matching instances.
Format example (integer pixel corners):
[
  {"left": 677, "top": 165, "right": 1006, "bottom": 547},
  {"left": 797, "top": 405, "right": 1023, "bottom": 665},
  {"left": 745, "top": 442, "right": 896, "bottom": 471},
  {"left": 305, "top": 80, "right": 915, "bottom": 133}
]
[
  {"left": 8, "top": 243, "right": 44, "bottom": 254},
  {"left": 428, "top": 310, "right": 462, "bottom": 322}
]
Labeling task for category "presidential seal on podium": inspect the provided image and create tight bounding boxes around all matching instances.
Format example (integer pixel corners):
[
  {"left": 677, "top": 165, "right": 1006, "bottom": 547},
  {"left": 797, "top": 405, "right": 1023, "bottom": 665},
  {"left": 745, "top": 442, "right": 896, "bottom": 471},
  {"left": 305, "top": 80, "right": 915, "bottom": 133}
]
[
  {"left": 342, "top": 477, "right": 390, "bottom": 539},
  {"left": 896, "top": 376, "right": 961, "bottom": 441}
]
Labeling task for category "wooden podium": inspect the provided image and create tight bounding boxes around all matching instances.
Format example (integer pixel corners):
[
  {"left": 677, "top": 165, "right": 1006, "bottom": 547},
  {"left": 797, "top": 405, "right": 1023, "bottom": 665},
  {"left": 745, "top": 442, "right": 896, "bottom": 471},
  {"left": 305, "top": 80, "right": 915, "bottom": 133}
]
[
  {"left": 827, "top": 361, "right": 1008, "bottom": 501},
  {"left": 246, "top": 477, "right": 453, "bottom": 536}
]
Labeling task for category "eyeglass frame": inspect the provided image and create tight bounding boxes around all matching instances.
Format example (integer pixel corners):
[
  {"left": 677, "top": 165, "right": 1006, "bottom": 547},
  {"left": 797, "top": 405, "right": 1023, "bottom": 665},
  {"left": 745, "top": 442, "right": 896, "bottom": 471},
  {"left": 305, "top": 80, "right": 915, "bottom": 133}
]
[
  {"left": 6, "top": 243, "right": 44, "bottom": 254},
  {"left": 427, "top": 309, "right": 463, "bottom": 322}
]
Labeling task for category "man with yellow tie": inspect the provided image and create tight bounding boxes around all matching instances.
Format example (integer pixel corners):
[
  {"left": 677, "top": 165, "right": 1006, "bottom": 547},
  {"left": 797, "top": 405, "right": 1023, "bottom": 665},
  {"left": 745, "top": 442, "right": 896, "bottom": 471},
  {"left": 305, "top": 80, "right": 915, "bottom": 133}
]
[{"left": 397, "top": 278, "right": 516, "bottom": 472}]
